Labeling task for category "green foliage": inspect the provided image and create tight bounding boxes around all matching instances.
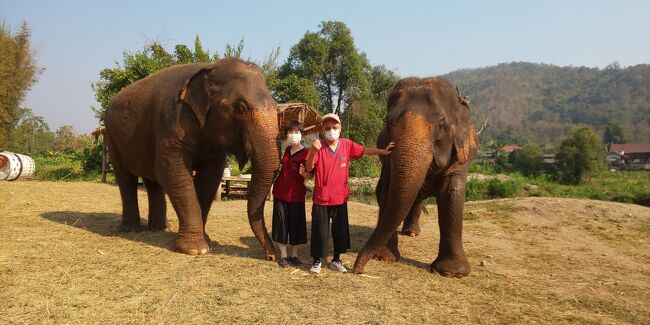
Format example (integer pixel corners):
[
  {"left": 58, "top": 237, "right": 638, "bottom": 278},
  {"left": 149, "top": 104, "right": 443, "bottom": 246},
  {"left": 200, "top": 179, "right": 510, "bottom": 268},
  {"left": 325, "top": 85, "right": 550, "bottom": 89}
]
[
  {"left": 7, "top": 107, "right": 55, "bottom": 155},
  {"left": 279, "top": 21, "right": 370, "bottom": 115},
  {"left": 271, "top": 74, "right": 321, "bottom": 111},
  {"left": 487, "top": 178, "right": 523, "bottom": 198},
  {"left": 465, "top": 179, "right": 490, "bottom": 201},
  {"left": 54, "top": 125, "right": 93, "bottom": 153},
  {"left": 465, "top": 177, "right": 524, "bottom": 201},
  {"left": 348, "top": 156, "right": 380, "bottom": 178},
  {"left": 34, "top": 150, "right": 101, "bottom": 181},
  {"left": 509, "top": 145, "right": 543, "bottom": 177},
  {"left": 91, "top": 37, "right": 246, "bottom": 124},
  {"left": 445, "top": 62, "right": 650, "bottom": 144},
  {"left": 602, "top": 122, "right": 628, "bottom": 145},
  {"left": 530, "top": 170, "right": 650, "bottom": 207},
  {"left": 555, "top": 127, "right": 605, "bottom": 184},
  {"left": 0, "top": 21, "right": 43, "bottom": 147}
]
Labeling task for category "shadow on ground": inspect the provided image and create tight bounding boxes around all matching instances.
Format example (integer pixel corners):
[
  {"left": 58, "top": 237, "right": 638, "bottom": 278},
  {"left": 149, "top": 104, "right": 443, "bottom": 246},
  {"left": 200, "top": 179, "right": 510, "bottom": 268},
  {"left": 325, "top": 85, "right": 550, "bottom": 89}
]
[{"left": 41, "top": 210, "right": 433, "bottom": 271}]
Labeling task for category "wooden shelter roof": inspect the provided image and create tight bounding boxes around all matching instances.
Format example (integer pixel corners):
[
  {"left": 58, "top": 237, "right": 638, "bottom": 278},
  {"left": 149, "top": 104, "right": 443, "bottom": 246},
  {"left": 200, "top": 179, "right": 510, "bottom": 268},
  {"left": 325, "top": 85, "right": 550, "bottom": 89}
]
[{"left": 276, "top": 103, "right": 322, "bottom": 139}]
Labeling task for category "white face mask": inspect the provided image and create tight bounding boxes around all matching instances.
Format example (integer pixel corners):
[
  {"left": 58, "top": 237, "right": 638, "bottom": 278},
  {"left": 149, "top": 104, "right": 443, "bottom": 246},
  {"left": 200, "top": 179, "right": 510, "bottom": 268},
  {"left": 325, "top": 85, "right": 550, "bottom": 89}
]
[
  {"left": 287, "top": 133, "right": 302, "bottom": 145},
  {"left": 325, "top": 128, "right": 340, "bottom": 141}
]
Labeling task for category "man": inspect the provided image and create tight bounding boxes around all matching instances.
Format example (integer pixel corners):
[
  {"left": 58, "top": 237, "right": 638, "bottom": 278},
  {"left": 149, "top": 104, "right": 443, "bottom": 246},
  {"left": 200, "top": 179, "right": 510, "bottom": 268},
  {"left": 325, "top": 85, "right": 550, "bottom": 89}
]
[{"left": 305, "top": 113, "right": 394, "bottom": 273}]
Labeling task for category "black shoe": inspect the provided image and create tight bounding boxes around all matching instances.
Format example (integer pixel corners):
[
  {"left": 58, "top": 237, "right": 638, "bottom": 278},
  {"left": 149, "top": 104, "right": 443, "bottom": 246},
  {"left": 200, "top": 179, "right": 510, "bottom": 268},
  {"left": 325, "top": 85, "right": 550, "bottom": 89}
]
[
  {"left": 278, "top": 257, "right": 290, "bottom": 268},
  {"left": 289, "top": 256, "right": 302, "bottom": 267}
]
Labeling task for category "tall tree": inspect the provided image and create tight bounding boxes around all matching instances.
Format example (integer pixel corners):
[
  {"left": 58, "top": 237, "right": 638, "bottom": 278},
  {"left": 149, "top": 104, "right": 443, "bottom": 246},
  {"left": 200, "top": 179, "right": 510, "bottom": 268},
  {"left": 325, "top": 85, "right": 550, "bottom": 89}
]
[
  {"left": 8, "top": 107, "right": 54, "bottom": 155},
  {"left": 0, "top": 21, "right": 43, "bottom": 147},
  {"left": 556, "top": 127, "right": 605, "bottom": 184},
  {"left": 280, "top": 21, "right": 369, "bottom": 115},
  {"left": 603, "top": 122, "right": 628, "bottom": 145},
  {"left": 54, "top": 125, "right": 91, "bottom": 152}
]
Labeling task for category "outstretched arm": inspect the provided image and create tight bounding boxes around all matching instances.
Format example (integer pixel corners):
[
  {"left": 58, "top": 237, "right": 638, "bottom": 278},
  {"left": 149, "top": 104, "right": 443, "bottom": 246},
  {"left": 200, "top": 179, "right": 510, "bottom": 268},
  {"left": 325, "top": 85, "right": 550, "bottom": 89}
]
[{"left": 363, "top": 142, "right": 395, "bottom": 156}]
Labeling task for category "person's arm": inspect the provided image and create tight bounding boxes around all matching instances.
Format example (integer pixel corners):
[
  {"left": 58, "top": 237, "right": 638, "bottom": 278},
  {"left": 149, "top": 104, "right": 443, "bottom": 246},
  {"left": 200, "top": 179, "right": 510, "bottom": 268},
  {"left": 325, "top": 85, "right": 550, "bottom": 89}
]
[
  {"left": 305, "top": 139, "right": 321, "bottom": 172},
  {"left": 299, "top": 164, "right": 314, "bottom": 180},
  {"left": 363, "top": 142, "right": 395, "bottom": 156}
]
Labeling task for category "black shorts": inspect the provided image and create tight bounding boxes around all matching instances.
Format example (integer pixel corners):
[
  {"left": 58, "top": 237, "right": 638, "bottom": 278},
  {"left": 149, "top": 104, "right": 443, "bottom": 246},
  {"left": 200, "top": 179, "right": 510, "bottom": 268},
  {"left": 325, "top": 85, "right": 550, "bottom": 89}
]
[
  {"left": 310, "top": 203, "right": 351, "bottom": 258},
  {"left": 271, "top": 199, "right": 307, "bottom": 245}
]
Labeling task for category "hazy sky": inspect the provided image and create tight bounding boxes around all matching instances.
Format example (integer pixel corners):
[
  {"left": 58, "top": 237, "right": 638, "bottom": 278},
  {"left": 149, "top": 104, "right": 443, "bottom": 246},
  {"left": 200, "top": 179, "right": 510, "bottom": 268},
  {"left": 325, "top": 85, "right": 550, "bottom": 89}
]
[{"left": 2, "top": 0, "right": 649, "bottom": 133}]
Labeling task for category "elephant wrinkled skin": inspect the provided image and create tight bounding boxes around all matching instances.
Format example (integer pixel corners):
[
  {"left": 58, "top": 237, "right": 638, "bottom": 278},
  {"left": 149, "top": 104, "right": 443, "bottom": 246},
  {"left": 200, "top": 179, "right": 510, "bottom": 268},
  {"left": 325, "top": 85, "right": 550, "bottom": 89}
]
[
  {"left": 104, "top": 58, "right": 280, "bottom": 258},
  {"left": 353, "top": 77, "right": 477, "bottom": 277}
]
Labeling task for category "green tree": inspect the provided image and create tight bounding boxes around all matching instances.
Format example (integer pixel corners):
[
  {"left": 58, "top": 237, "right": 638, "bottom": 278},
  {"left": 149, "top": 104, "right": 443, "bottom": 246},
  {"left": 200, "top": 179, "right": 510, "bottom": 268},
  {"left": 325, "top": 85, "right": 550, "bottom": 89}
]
[
  {"left": 54, "top": 125, "right": 92, "bottom": 152},
  {"left": 509, "top": 145, "right": 543, "bottom": 176},
  {"left": 8, "top": 107, "right": 54, "bottom": 155},
  {"left": 280, "top": 21, "right": 370, "bottom": 115},
  {"left": 91, "top": 37, "right": 248, "bottom": 124},
  {"left": 556, "top": 127, "right": 605, "bottom": 184},
  {"left": 0, "top": 21, "right": 43, "bottom": 147},
  {"left": 603, "top": 122, "right": 628, "bottom": 145}
]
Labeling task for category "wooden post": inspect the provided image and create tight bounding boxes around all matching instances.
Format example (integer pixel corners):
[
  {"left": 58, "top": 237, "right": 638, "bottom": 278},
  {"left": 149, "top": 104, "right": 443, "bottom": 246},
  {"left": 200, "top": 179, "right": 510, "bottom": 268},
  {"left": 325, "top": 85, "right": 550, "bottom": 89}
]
[
  {"left": 101, "top": 134, "right": 107, "bottom": 183},
  {"left": 215, "top": 181, "right": 223, "bottom": 201}
]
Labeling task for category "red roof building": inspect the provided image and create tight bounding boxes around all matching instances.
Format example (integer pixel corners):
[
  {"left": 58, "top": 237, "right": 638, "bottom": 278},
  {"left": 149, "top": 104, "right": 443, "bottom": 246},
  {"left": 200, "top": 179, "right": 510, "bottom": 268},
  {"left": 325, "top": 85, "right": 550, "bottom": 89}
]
[
  {"left": 609, "top": 144, "right": 650, "bottom": 155},
  {"left": 501, "top": 145, "right": 521, "bottom": 152}
]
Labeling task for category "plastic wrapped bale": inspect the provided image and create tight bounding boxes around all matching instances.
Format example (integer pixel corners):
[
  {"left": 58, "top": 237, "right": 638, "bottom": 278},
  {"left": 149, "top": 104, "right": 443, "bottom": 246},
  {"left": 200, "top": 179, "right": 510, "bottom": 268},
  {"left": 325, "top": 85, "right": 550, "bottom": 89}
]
[{"left": 0, "top": 151, "right": 36, "bottom": 181}]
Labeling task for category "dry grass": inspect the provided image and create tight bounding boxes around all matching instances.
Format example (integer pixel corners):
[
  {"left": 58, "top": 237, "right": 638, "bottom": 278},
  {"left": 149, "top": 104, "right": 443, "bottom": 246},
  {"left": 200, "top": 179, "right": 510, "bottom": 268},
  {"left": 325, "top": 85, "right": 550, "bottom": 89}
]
[{"left": 1, "top": 181, "right": 649, "bottom": 324}]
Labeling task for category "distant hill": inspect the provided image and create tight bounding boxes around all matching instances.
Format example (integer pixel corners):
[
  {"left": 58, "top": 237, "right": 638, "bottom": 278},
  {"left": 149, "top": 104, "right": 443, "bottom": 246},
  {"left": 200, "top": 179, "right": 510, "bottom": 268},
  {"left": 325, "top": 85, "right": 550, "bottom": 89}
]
[{"left": 442, "top": 62, "right": 650, "bottom": 145}]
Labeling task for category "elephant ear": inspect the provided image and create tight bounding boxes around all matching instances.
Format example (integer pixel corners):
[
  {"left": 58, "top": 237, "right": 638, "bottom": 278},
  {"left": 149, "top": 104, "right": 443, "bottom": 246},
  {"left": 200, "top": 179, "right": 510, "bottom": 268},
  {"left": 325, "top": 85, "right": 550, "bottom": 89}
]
[
  {"left": 453, "top": 107, "right": 478, "bottom": 165},
  {"left": 179, "top": 67, "right": 214, "bottom": 128}
]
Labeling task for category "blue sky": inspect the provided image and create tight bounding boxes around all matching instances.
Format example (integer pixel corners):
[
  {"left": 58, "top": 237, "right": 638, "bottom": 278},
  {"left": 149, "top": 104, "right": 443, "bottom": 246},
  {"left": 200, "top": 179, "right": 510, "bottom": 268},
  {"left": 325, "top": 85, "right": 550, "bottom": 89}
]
[{"left": 2, "top": 0, "right": 649, "bottom": 133}]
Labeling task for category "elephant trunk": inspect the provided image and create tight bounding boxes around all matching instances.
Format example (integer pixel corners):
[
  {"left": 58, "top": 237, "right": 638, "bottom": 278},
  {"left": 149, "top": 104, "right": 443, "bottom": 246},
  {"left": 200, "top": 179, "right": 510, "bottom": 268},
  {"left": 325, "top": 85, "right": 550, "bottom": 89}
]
[
  {"left": 354, "top": 112, "right": 434, "bottom": 273},
  {"left": 244, "top": 109, "right": 280, "bottom": 261}
]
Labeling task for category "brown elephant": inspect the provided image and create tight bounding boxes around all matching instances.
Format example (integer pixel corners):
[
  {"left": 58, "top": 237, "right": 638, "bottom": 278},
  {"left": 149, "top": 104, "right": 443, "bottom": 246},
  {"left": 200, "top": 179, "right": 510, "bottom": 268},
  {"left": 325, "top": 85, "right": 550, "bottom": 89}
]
[
  {"left": 353, "top": 77, "right": 477, "bottom": 277},
  {"left": 104, "top": 58, "right": 280, "bottom": 258}
]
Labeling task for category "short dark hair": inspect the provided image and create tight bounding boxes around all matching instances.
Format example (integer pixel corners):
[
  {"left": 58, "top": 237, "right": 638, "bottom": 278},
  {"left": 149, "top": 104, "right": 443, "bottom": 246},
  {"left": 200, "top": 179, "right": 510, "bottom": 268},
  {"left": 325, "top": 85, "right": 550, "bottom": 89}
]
[{"left": 285, "top": 120, "right": 304, "bottom": 134}]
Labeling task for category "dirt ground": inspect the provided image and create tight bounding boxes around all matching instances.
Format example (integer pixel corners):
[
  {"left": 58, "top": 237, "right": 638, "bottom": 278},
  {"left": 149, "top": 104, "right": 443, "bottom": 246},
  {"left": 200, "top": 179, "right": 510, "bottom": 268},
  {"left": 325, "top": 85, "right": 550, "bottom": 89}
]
[{"left": 1, "top": 181, "right": 649, "bottom": 324}]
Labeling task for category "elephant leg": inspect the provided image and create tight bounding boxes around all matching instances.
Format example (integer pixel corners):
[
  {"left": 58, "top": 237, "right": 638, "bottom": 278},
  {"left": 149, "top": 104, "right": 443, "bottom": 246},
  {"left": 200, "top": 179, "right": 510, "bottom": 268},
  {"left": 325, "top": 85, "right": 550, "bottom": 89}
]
[
  {"left": 143, "top": 179, "right": 169, "bottom": 231},
  {"left": 401, "top": 199, "right": 425, "bottom": 237},
  {"left": 371, "top": 162, "right": 400, "bottom": 262},
  {"left": 431, "top": 174, "right": 471, "bottom": 277},
  {"left": 114, "top": 166, "right": 143, "bottom": 232},
  {"left": 156, "top": 152, "right": 208, "bottom": 256},
  {"left": 193, "top": 157, "right": 226, "bottom": 243}
]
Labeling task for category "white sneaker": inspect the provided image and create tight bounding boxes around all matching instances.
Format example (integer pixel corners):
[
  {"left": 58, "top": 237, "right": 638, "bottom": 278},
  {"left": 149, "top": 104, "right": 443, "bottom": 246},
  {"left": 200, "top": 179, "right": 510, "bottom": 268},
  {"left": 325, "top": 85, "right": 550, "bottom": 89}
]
[
  {"left": 310, "top": 260, "right": 322, "bottom": 274},
  {"left": 329, "top": 260, "right": 347, "bottom": 273}
]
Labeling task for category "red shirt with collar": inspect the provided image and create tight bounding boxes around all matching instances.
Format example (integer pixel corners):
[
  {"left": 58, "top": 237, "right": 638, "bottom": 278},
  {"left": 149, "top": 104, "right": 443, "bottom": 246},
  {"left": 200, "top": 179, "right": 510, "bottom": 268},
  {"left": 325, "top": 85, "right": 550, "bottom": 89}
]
[
  {"left": 273, "top": 146, "right": 309, "bottom": 202},
  {"left": 312, "top": 138, "right": 365, "bottom": 206}
]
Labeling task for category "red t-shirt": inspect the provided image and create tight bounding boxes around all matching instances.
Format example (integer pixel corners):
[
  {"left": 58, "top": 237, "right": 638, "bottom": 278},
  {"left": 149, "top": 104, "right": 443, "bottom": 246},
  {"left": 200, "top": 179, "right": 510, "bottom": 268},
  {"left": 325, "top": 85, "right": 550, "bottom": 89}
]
[
  {"left": 312, "top": 138, "right": 365, "bottom": 206},
  {"left": 272, "top": 146, "right": 309, "bottom": 202}
]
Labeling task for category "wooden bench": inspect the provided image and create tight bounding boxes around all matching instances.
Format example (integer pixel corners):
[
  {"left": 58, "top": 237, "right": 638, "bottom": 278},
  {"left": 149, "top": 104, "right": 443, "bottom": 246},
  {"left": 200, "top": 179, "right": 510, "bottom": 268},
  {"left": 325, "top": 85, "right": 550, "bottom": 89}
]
[{"left": 215, "top": 176, "right": 273, "bottom": 201}]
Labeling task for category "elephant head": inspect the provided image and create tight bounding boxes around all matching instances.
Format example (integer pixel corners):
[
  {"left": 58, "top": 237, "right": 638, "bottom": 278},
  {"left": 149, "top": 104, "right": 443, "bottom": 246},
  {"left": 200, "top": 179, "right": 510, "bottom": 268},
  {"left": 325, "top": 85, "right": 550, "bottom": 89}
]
[
  {"left": 179, "top": 58, "right": 280, "bottom": 260},
  {"left": 354, "top": 77, "right": 477, "bottom": 276}
]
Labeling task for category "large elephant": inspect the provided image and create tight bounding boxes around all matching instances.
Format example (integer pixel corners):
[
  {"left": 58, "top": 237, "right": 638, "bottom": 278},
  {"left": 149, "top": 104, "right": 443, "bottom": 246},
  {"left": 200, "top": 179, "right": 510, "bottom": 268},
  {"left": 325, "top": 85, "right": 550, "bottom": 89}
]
[
  {"left": 104, "top": 58, "right": 280, "bottom": 258},
  {"left": 353, "top": 77, "right": 477, "bottom": 277}
]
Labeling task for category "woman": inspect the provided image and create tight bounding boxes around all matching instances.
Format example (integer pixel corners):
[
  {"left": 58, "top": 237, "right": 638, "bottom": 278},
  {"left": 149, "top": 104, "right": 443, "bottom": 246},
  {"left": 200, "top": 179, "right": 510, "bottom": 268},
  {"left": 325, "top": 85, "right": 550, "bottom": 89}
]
[{"left": 272, "top": 120, "right": 310, "bottom": 267}]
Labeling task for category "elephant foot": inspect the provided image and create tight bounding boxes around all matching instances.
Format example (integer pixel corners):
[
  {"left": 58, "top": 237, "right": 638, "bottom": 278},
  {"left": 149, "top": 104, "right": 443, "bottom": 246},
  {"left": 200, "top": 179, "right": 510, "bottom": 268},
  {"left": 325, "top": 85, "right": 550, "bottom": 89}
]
[
  {"left": 119, "top": 221, "right": 144, "bottom": 232},
  {"left": 372, "top": 245, "right": 400, "bottom": 262},
  {"left": 353, "top": 246, "right": 399, "bottom": 274},
  {"left": 175, "top": 235, "right": 209, "bottom": 256},
  {"left": 401, "top": 226, "right": 421, "bottom": 237},
  {"left": 430, "top": 255, "right": 471, "bottom": 278},
  {"left": 148, "top": 221, "right": 171, "bottom": 232},
  {"left": 264, "top": 246, "right": 276, "bottom": 261}
]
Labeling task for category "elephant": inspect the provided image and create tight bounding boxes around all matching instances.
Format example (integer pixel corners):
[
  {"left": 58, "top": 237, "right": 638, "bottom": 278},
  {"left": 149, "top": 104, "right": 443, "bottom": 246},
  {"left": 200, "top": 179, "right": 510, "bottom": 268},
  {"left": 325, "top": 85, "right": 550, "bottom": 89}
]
[
  {"left": 353, "top": 77, "right": 478, "bottom": 277},
  {"left": 104, "top": 58, "right": 280, "bottom": 258}
]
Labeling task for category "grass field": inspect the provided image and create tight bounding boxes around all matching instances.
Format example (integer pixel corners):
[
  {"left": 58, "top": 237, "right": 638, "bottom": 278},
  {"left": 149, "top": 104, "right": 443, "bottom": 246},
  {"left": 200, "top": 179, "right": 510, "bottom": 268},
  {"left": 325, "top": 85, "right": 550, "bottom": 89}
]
[{"left": 1, "top": 181, "right": 649, "bottom": 324}]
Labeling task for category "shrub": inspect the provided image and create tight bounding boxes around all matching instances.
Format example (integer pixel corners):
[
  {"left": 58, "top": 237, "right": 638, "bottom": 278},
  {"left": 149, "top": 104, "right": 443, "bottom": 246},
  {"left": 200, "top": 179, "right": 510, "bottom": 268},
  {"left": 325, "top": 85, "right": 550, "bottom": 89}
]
[
  {"left": 465, "top": 179, "right": 489, "bottom": 201},
  {"left": 487, "top": 178, "right": 522, "bottom": 199}
]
